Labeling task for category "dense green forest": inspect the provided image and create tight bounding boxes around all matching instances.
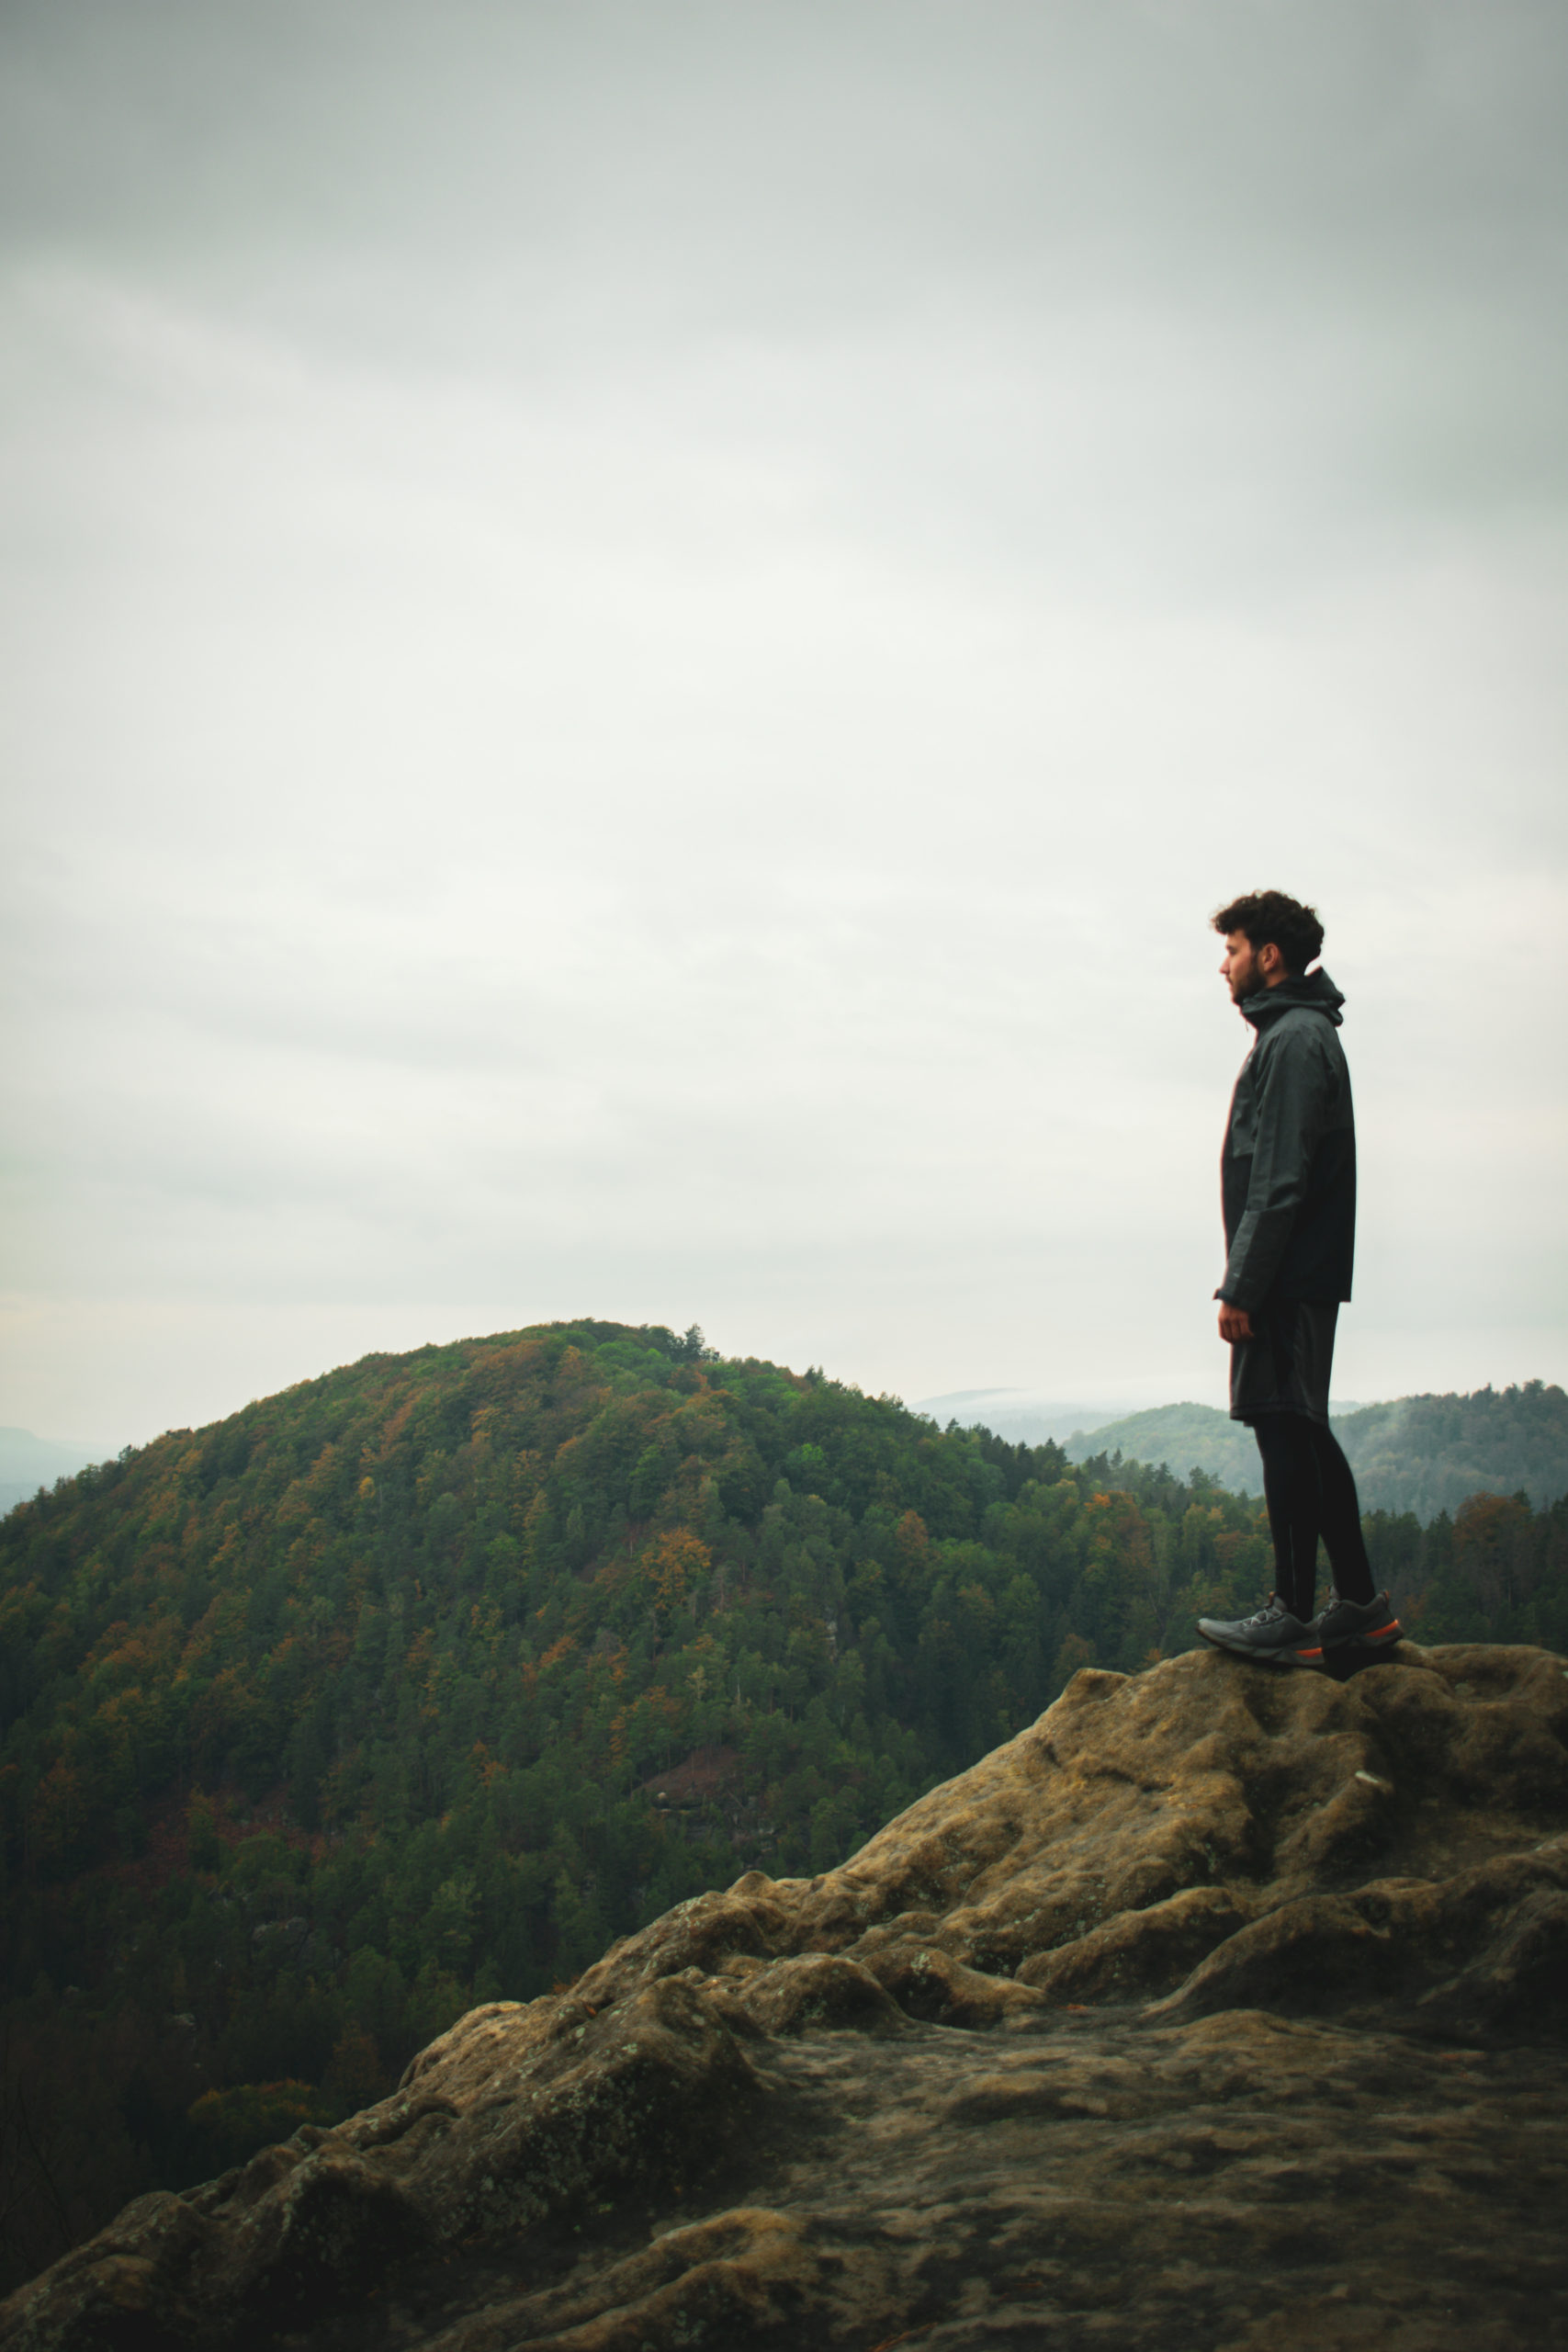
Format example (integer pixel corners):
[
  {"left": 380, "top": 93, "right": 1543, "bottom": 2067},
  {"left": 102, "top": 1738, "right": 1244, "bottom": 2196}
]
[{"left": 2, "top": 1320, "right": 1565, "bottom": 2293}]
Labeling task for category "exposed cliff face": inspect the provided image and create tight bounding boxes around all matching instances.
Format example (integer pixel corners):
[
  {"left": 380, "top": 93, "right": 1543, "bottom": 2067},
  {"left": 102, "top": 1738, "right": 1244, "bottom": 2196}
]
[{"left": 6, "top": 1642, "right": 1567, "bottom": 2352}]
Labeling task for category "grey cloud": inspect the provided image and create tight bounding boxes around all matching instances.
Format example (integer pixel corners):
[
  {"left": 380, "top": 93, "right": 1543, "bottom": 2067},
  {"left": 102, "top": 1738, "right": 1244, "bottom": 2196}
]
[{"left": 0, "top": 0, "right": 1563, "bottom": 1443}]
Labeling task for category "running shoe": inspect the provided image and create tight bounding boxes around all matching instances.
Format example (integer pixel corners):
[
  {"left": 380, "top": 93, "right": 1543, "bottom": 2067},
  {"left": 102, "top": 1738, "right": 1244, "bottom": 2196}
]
[
  {"left": 1195, "top": 1595, "right": 1324, "bottom": 1669},
  {"left": 1314, "top": 1589, "right": 1403, "bottom": 1651}
]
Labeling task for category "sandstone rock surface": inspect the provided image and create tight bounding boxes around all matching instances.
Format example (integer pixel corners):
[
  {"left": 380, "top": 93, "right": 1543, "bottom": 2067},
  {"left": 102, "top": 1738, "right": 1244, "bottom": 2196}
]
[{"left": 6, "top": 1642, "right": 1567, "bottom": 2350}]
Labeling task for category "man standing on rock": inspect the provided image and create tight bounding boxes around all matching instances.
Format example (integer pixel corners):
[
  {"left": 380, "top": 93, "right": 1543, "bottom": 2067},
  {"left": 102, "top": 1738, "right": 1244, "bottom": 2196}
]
[{"left": 1196, "top": 889, "right": 1402, "bottom": 1668}]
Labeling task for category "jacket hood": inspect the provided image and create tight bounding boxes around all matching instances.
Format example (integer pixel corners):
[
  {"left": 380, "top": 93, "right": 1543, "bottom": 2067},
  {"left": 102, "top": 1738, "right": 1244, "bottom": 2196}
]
[{"left": 1240, "top": 967, "right": 1345, "bottom": 1030}]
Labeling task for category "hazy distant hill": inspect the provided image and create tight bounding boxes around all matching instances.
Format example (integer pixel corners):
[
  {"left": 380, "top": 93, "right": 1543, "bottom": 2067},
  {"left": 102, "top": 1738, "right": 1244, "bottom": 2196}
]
[
  {"left": 915, "top": 1389, "right": 1130, "bottom": 1444},
  {"left": 1063, "top": 1383, "right": 1568, "bottom": 1521},
  {"left": 0, "top": 1427, "right": 110, "bottom": 1518},
  {"left": 1065, "top": 1404, "right": 1265, "bottom": 1496},
  {"left": 1333, "top": 1384, "right": 1568, "bottom": 1519}
]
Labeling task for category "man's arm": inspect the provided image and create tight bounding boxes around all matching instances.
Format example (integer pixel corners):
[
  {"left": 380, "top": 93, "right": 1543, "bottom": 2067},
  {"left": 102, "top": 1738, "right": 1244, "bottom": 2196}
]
[
  {"left": 1216, "top": 1022, "right": 1333, "bottom": 1314},
  {"left": 1217, "top": 1300, "right": 1254, "bottom": 1341}
]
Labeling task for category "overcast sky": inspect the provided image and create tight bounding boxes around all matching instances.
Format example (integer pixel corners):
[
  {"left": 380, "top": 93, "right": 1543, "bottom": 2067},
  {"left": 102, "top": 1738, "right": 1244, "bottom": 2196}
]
[{"left": 2, "top": 0, "right": 1565, "bottom": 1451}]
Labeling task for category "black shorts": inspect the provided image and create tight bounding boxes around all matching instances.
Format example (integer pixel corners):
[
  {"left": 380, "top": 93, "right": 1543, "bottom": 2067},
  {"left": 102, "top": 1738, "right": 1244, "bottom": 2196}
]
[{"left": 1229, "top": 1298, "right": 1338, "bottom": 1426}]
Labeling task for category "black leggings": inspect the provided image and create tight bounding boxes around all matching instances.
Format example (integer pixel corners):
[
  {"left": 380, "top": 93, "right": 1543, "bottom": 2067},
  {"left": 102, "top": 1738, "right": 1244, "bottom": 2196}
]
[{"left": 1250, "top": 1413, "right": 1374, "bottom": 1622}]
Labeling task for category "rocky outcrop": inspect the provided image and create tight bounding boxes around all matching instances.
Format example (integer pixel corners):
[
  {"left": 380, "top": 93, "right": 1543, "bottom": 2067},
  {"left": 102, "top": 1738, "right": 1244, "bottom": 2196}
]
[{"left": 6, "top": 1641, "right": 1567, "bottom": 2350}]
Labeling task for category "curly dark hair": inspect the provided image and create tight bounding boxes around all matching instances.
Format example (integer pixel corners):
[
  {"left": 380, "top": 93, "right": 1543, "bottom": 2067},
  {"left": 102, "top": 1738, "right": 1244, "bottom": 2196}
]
[{"left": 1211, "top": 889, "right": 1324, "bottom": 976}]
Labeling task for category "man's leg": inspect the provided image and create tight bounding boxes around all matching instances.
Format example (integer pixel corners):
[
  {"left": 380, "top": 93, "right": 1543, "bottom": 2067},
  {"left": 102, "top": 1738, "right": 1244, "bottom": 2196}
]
[
  {"left": 1303, "top": 1423, "right": 1375, "bottom": 1604},
  {"left": 1199, "top": 1303, "right": 1325, "bottom": 1662},
  {"left": 1250, "top": 1412, "right": 1321, "bottom": 1623},
  {"left": 1304, "top": 1421, "right": 1404, "bottom": 1647}
]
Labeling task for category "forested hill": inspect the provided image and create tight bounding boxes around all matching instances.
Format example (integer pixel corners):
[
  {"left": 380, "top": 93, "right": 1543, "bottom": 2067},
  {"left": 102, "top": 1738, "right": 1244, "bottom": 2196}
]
[
  {"left": 1, "top": 1319, "right": 1564, "bottom": 2293},
  {"left": 1334, "top": 1383, "right": 1568, "bottom": 1520},
  {"left": 1065, "top": 1381, "right": 1568, "bottom": 1520}
]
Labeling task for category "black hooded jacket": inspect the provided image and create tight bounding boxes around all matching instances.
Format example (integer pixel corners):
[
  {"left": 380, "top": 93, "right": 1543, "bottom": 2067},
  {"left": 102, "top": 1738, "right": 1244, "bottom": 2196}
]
[{"left": 1218, "top": 968, "right": 1356, "bottom": 1312}]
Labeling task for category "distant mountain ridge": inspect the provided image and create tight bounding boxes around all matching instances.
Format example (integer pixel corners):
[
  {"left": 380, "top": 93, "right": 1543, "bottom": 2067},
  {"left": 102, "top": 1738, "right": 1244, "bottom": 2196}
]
[
  {"left": 1057, "top": 1383, "right": 1568, "bottom": 1521},
  {"left": 0, "top": 1428, "right": 111, "bottom": 1520},
  {"left": 914, "top": 1391, "right": 1134, "bottom": 1444},
  {"left": 1331, "top": 1385, "right": 1568, "bottom": 1519}
]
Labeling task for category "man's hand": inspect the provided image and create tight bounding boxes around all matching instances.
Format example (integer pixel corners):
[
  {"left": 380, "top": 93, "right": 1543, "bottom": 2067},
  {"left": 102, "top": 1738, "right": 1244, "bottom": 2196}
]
[{"left": 1218, "top": 1301, "right": 1255, "bottom": 1343}]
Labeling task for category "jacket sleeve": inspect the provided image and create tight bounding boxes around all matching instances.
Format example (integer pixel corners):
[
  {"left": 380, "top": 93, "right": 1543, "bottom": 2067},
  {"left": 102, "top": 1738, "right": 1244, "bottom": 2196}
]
[{"left": 1217, "top": 1023, "right": 1332, "bottom": 1310}]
